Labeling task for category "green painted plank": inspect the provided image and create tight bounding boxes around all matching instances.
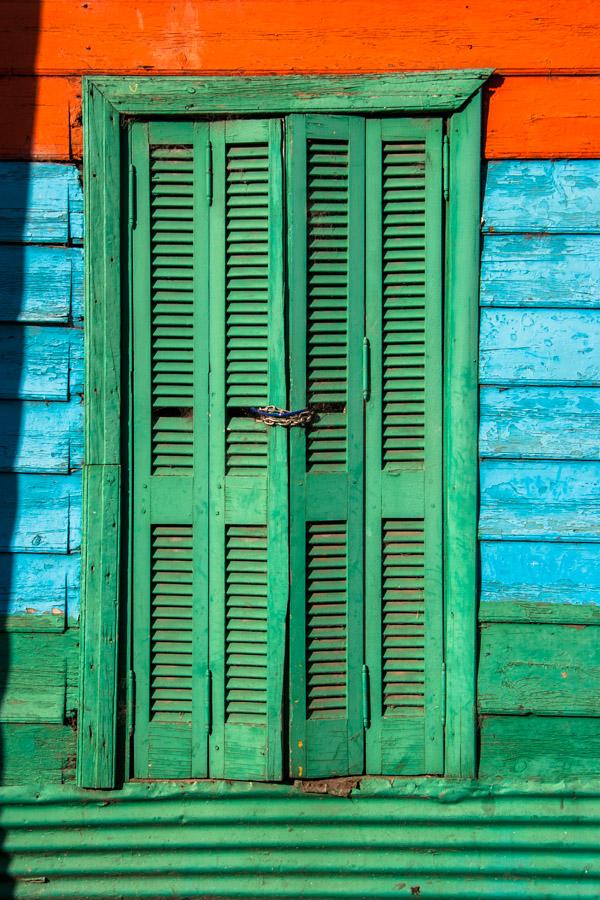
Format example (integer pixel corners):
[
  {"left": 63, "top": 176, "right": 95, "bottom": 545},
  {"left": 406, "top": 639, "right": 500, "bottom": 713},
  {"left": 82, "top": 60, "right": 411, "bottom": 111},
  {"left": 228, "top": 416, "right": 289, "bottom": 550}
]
[
  {"left": 90, "top": 73, "right": 491, "bottom": 115},
  {"left": 478, "top": 623, "right": 600, "bottom": 716},
  {"left": 443, "top": 94, "right": 481, "bottom": 779},
  {"left": 479, "top": 716, "right": 600, "bottom": 780}
]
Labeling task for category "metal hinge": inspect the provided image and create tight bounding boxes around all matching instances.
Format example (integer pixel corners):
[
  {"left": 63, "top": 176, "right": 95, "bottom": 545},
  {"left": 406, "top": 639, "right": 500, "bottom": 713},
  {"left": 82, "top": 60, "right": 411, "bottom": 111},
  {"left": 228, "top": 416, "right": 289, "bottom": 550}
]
[
  {"left": 128, "top": 164, "right": 137, "bottom": 230},
  {"left": 206, "top": 668, "right": 213, "bottom": 734},
  {"left": 442, "top": 135, "right": 449, "bottom": 202},
  {"left": 127, "top": 669, "right": 136, "bottom": 738},
  {"left": 362, "top": 664, "right": 370, "bottom": 729},
  {"left": 441, "top": 662, "right": 446, "bottom": 726},
  {"left": 206, "top": 141, "right": 213, "bottom": 206},
  {"left": 362, "top": 337, "right": 370, "bottom": 401}
]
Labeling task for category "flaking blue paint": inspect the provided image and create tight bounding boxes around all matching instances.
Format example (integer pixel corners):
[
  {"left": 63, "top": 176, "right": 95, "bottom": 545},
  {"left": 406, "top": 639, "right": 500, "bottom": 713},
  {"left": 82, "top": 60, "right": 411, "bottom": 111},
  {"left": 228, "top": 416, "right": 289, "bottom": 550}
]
[
  {"left": 0, "top": 163, "right": 83, "bottom": 244},
  {"left": 0, "top": 324, "right": 83, "bottom": 401},
  {"left": 0, "top": 245, "right": 83, "bottom": 323}
]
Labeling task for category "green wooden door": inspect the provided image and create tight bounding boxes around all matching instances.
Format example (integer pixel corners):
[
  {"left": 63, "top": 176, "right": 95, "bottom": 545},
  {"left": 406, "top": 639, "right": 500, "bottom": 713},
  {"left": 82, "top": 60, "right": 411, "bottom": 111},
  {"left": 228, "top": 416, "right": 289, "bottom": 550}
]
[
  {"left": 130, "top": 115, "right": 444, "bottom": 781},
  {"left": 287, "top": 115, "right": 366, "bottom": 778},
  {"left": 364, "top": 119, "right": 445, "bottom": 775}
]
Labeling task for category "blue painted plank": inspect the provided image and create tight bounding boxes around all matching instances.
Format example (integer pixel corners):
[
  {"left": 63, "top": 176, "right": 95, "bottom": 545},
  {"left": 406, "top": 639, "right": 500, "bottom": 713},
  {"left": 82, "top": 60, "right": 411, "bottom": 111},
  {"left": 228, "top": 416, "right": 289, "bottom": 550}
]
[
  {"left": 0, "top": 400, "right": 83, "bottom": 474},
  {"left": 0, "top": 246, "right": 83, "bottom": 323},
  {"left": 0, "top": 163, "right": 83, "bottom": 244},
  {"left": 480, "top": 309, "right": 600, "bottom": 386},
  {"left": 0, "top": 552, "right": 80, "bottom": 625},
  {"left": 479, "top": 387, "right": 600, "bottom": 460},
  {"left": 479, "top": 460, "right": 600, "bottom": 541},
  {"left": 481, "top": 541, "right": 600, "bottom": 607},
  {"left": 0, "top": 473, "right": 81, "bottom": 553},
  {"left": 483, "top": 160, "right": 600, "bottom": 233},
  {"left": 0, "top": 325, "right": 83, "bottom": 401},
  {"left": 480, "top": 235, "right": 600, "bottom": 308}
]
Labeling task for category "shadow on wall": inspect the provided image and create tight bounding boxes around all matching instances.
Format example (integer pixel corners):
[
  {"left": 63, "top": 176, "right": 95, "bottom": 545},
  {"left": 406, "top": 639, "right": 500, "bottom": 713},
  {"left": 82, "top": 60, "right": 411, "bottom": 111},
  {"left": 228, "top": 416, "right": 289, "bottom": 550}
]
[{"left": 0, "top": 2, "right": 42, "bottom": 895}]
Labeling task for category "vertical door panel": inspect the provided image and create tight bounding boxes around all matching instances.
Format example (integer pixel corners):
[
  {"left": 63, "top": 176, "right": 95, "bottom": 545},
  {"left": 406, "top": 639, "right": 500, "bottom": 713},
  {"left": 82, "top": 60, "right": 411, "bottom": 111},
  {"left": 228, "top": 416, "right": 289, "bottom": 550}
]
[
  {"left": 287, "top": 114, "right": 365, "bottom": 778},
  {"left": 365, "top": 118, "right": 444, "bottom": 775}
]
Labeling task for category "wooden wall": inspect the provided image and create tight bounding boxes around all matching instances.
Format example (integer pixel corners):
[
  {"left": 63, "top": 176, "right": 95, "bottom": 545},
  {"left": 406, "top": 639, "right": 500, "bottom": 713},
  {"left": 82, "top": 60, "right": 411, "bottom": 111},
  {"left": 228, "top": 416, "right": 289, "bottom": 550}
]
[
  {"left": 0, "top": 1, "right": 598, "bottom": 785},
  {"left": 478, "top": 161, "right": 600, "bottom": 777}
]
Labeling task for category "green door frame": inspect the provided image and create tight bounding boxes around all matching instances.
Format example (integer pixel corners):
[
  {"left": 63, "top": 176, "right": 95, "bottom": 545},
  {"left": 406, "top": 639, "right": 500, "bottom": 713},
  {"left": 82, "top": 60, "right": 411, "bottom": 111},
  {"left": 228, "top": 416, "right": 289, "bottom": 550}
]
[{"left": 78, "top": 72, "right": 489, "bottom": 788}]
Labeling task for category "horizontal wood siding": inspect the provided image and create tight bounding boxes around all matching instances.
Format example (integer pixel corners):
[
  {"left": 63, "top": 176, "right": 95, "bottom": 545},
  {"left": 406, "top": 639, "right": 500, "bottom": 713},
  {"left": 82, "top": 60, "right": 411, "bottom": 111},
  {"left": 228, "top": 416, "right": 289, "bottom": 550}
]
[
  {"left": 479, "top": 159, "right": 600, "bottom": 778},
  {"left": 0, "top": 162, "right": 82, "bottom": 787}
]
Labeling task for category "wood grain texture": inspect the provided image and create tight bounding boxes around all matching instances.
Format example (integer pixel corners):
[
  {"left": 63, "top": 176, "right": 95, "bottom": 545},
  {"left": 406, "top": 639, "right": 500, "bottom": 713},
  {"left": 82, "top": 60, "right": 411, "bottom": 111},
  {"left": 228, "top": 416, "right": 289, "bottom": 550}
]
[
  {"left": 0, "top": 77, "right": 80, "bottom": 160},
  {"left": 0, "top": 325, "right": 83, "bottom": 401},
  {"left": 0, "top": 551, "right": 80, "bottom": 626},
  {"left": 479, "top": 622, "right": 600, "bottom": 715},
  {"left": 0, "top": 631, "right": 79, "bottom": 723},
  {"left": 479, "top": 309, "right": 600, "bottom": 386},
  {"left": 479, "top": 716, "right": 600, "bottom": 778},
  {"left": 479, "top": 387, "right": 600, "bottom": 459},
  {"left": 0, "top": 246, "right": 83, "bottom": 323},
  {"left": 0, "top": 472, "right": 81, "bottom": 553},
  {"left": 480, "top": 235, "right": 600, "bottom": 308},
  {"left": 483, "top": 161, "right": 600, "bottom": 233},
  {"left": 1, "top": 1, "right": 600, "bottom": 75},
  {"left": 481, "top": 540, "right": 600, "bottom": 611},
  {"left": 0, "top": 163, "right": 82, "bottom": 243},
  {"left": 479, "top": 460, "right": 600, "bottom": 541},
  {"left": 0, "top": 399, "right": 83, "bottom": 474},
  {"left": 1, "top": 725, "right": 76, "bottom": 785},
  {"left": 485, "top": 76, "right": 600, "bottom": 159}
]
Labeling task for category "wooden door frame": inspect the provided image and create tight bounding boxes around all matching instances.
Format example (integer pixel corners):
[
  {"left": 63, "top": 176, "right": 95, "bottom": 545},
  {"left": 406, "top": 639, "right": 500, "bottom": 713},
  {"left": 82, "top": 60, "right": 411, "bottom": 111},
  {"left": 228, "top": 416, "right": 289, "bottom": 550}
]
[{"left": 78, "top": 72, "right": 489, "bottom": 787}]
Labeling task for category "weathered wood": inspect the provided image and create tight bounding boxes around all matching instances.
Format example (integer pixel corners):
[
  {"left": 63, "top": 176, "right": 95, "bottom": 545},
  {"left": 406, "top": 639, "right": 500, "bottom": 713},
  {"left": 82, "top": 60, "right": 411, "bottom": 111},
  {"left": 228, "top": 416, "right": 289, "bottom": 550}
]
[
  {"left": 479, "top": 387, "right": 600, "bottom": 459},
  {"left": 0, "top": 76, "right": 80, "bottom": 161},
  {"left": 485, "top": 76, "right": 600, "bottom": 160},
  {"left": 479, "top": 716, "right": 600, "bottom": 779},
  {"left": 78, "top": 464, "right": 120, "bottom": 788},
  {"left": 0, "top": 325, "right": 83, "bottom": 401},
  {"left": 0, "top": 399, "right": 83, "bottom": 474},
  {"left": 483, "top": 160, "right": 600, "bottom": 233},
  {"left": 479, "top": 460, "right": 600, "bottom": 541},
  {"left": 480, "top": 309, "right": 600, "bottom": 386},
  {"left": 0, "top": 246, "right": 83, "bottom": 323},
  {"left": 0, "top": 631, "right": 79, "bottom": 723},
  {"left": 1, "top": 725, "right": 76, "bottom": 785},
  {"left": 480, "top": 540, "right": 600, "bottom": 617},
  {"left": 480, "top": 235, "right": 600, "bottom": 308},
  {"left": 479, "top": 622, "right": 600, "bottom": 715},
  {"left": 0, "top": 163, "right": 83, "bottom": 244},
  {"left": 89, "top": 73, "right": 490, "bottom": 116},
  {"left": 1, "top": 1, "right": 599, "bottom": 74},
  {"left": 443, "top": 94, "right": 481, "bottom": 779},
  {"left": 0, "top": 472, "right": 81, "bottom": 553},
  {"left": 0, "top": 551, "right": 80, "bottom": 628}
]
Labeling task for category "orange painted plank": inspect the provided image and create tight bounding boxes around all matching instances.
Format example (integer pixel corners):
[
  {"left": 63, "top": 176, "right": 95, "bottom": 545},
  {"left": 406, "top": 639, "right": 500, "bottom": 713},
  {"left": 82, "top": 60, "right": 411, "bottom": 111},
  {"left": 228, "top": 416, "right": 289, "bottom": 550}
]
[
  {"left": 0, "top": 0, "right": 599, "bottom": 75},
  {"left": 0, "top": 77, "right": 79, "bottom": 160},
  {"left": 485, "top": 76, "right": 600, "bottom": 158}
]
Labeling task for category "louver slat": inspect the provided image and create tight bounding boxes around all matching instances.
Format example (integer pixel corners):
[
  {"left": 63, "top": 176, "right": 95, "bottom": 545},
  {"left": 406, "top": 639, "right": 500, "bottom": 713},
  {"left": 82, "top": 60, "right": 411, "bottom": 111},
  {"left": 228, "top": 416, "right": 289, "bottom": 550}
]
[
  {"left": 150, "top": 526, "right": 193, "bottom": 719},
  {"left": 306, "top": 523, "right": 348, "bottom": 719},
  {"left": 382, "top": 142, "right": 426, "bottom": 468},
  {"left": 225, "top": 525, "right": 268, "bottom": 723},
  {"left": 306, "top": 139, "right": 349, "bottom": 472},
  {"left": 225, "top": 143, "right": 270, "bottom": 408},
  {"left": 150, "top": 147, "right": 195, "bottom": 473},
  {"left": 382, "top": 520, "right": 425, "bottom": 712},
  {"left": 365, "top": 119, "right": 443, "bottom": 777}
]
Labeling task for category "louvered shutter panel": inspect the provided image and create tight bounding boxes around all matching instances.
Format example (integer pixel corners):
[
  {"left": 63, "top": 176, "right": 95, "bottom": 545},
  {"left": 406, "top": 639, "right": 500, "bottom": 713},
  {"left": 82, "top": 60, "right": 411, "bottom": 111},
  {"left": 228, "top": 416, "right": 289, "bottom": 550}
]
[
  {"left": 131, "top": 121, "right": 210, "bottom": 778},
  {"left": 365, "top": 118, "right": 444, "bottom": 774},
  {"left": 207, "top": 120, "right": 288, "bottom": 780},
  {"left": 287, "top": 115, "right": 365, "bottom": 777}
]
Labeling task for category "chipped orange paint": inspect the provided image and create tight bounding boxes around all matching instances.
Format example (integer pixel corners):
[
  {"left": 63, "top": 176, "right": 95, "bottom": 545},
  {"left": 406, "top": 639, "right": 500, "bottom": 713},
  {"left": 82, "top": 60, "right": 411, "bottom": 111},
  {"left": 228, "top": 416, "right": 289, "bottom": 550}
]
[{"left": 1, "top": 2, "right": 600, "bottom": 159}]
